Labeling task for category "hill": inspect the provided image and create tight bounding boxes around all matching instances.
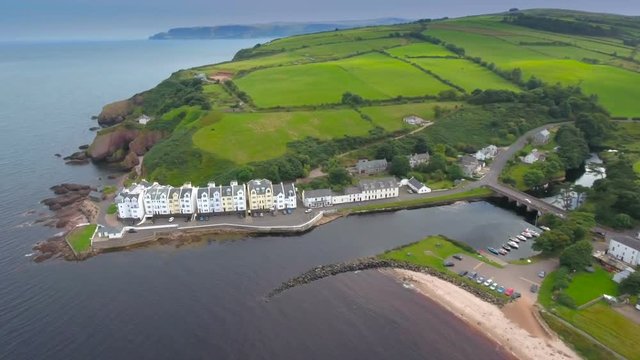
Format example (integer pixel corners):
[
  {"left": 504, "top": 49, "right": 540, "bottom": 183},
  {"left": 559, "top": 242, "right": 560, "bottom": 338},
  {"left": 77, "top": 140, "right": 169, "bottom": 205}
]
[
  {"left": 89, "top": 9, "right": 639, "bottom": 186},
  {"left": 149, "top": 18, "right": 409, "bottom": 40}
]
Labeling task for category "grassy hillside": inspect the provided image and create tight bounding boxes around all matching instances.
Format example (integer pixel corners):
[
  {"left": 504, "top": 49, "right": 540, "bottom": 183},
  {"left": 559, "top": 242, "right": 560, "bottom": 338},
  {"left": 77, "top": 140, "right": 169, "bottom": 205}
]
[{"left": 93, "top": 10, "right": 638, "bottom": 185}]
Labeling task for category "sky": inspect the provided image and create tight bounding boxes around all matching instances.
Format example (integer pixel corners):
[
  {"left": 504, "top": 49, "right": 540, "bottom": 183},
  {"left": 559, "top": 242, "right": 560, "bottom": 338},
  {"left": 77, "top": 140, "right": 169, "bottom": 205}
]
[{"left": 1, "top": 0, "right": 639, "bottom": 41}]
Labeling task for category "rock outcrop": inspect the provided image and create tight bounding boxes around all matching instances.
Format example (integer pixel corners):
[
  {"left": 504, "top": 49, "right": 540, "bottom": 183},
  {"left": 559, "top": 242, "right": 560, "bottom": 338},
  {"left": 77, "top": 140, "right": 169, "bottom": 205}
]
[
  {"left": 41, "top": 184, "right": 99, "bottom": 228},
  {"left": 63, "top": 151, "right": 89, "bottom": 165},
  {"left": 86, "top": 126, "right": 163, "bottom": 170},
  {"left": 97, "top": 94, "right": 143, "bottom": 127}
]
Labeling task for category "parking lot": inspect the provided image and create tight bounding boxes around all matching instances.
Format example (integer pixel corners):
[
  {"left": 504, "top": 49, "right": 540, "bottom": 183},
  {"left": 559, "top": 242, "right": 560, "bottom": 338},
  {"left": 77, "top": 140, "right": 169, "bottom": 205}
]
[{"left": 446, "top": 254, "right": 559, "bottom": 301}]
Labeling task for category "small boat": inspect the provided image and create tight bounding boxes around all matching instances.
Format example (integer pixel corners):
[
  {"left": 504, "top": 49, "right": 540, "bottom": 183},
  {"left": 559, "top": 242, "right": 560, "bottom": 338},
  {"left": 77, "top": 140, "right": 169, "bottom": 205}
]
[
  {"left": 502, "top": 244, "right": 512, "bottom": 251},
  {"left": 509, "top": 237, "right": 520, "bottom": 243},
  {"left": 529, "top": 230, "right": 540, "bottom": 237},
  {"left": 487, "top": 247, "right": 500, "bottom": 255},
  {"left": 508, "top": 241, "right": 519, "bottom": 249},
  {"left": 498, "top": 248, "right": 508, "bottom": 255},
  {"left": 516, "top": 235, "right": 527, "bottom": 241},
  {"left": 540, "top": 226, "right": 551, "bottom": 231},
  {"left": 521, "top": 231, "right": 534, "bottom": 238}
]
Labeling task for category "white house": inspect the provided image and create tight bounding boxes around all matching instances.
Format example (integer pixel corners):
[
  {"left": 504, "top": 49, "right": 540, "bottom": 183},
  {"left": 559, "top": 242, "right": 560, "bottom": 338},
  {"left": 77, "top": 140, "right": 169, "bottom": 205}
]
[
  {"left": 231, "top": 181, "right": 247, "bottom": 212},
  {"left": 403, "top": 115, "right": 426, "bottom": 126},
  {"left": 273, "top": 182, "right": 297, "bottom": 210},
  {"left": 332, "top": 187, "right": 363, "bottom": 205},
  {"left": 178, "top": 183, "right": 197, "bottom": 214},
  {"left": 408, "top": 153, "right": 430, "bottom": 168},
  {"left": 474, "top": 145, "right": 498, "bottom": 161},
  {"left": 144, "top": 183, "right": 172, "bottom": 216},
  {"left": 196, "top": 182, "right": 221, "bottom": 214},
  {"left": 407, "top": 177, "right": 431, "bottom": 194},
  {"left": 522, "top": 149, "right": 545, "bottom": 164},
  {"left": 302, "top": 189, "right": 333, "bottom": 208},
  {"left": 114, "top": 182, "right": 147, "bottom": 220},
  {"left": 608, "top": 237, "right": 640, "bottom": 266},
  {"left": 137, "top": 114, "right": 152, "bottom": 125},
  {"left": 359, "top": 177, "right": 398, "bottom": 201},
  {"left": 533, "top": 129, "right": 551, "bottom": 145}
]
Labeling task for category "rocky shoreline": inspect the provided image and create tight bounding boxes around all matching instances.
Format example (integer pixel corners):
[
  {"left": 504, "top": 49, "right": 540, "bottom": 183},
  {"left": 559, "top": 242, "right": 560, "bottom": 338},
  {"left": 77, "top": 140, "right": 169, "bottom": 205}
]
[
  {"left": 266, "top": 257, "right": 508, "bottom": 306},
  {"left": 32, "top": 183, "right": 100, "bottom": 262}
]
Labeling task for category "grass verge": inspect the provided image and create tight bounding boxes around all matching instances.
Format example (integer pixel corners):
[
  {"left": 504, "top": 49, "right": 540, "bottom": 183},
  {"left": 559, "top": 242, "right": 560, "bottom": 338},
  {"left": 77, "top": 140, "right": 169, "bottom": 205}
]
[
  {"left": 67, "top": 224, "right": 97, "bottom": 254},
  {"left": 107, "top": 203, "right": 118, "bottom": 215},
  {"left": 540, "top": 311, "right": 616, "bottom": 360}
]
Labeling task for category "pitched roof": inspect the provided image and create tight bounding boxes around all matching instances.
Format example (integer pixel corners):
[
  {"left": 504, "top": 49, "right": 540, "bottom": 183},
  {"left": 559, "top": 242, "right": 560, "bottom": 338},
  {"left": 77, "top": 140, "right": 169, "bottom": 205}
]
[
  {"left": 408, "top": 177, "right": 425, "bottom": 189},
  {"left": 356, "top": 159, "right": 388, "bottom": 171},
  {"left": 359, "top": 177, "right": 397, "bottom": 191},
  {"left": 304, "top": 189, "right": 333, "bottom": 198},
  {"left": 460, "top": 155, "right": 478, "bottom": 166},
  {"left": 247, "top": 179, "right": 273, "bottom": 194}
]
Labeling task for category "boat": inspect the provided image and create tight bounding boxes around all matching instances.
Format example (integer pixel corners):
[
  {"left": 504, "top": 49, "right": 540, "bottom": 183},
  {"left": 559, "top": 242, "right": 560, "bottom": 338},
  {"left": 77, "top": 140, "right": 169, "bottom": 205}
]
[
  {"left": 507, "top": 241, "right": 519, "bottom": 249},
  {"left": 502, "top": 244, "right": 512, "bottom": 251},
  {"left": 521, "top": 231, "right": 534, "bottom": 238},
  {"left": 516, "top": 235, "right": 527, "bottom": 241},
  {"left": 509, "top": 237, "right": 520, "bottom": 243},
  {"left": 487, "top": 247, "right": 500, "bottom": 255},
  {"left": 540, "top": 225, "right": 551, "bottom": 231},
  {"left": 529, "top": 230, "right": 540, "bottom": 237},
  {"left": 498, "top": 248, "right": 508, "bottom": 255}
]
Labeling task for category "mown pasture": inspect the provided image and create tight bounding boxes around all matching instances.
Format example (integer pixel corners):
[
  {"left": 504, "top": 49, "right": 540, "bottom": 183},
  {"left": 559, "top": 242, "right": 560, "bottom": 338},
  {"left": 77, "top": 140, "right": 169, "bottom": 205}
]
[
  {"left": 412, "top": 58, "right": 521, "bottom": 92},
  {"left": 235, "top": 52, "right": 455, "bottom": 107},
  {"left": 192, "top": 109, "right": 373, "bottom": 163}
]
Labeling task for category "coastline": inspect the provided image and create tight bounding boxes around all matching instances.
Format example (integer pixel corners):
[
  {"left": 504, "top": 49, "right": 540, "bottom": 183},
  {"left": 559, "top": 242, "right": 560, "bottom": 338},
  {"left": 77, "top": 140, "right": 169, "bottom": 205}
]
[{"left": 388, "top": 269, "right": 580, "bottom": 360}]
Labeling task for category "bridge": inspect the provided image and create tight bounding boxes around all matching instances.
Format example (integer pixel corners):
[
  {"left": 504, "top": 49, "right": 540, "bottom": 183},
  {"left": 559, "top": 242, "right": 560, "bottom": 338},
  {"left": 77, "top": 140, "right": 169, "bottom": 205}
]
[{"left": 487, "top": 183, "right": 567, "bottom": 217}]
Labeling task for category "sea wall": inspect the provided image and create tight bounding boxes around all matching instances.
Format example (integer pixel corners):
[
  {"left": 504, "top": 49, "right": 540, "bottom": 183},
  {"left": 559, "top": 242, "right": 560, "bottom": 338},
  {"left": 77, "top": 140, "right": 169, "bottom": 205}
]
[{"left": 266, "top": 258, "right": 508, "bottom": 306}]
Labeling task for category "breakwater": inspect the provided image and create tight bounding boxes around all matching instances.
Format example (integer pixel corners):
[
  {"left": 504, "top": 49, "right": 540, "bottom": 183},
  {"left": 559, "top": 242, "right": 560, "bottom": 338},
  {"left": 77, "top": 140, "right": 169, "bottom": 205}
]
[{"left": 266, "top": 257, "right": 508, "bottom": 306}]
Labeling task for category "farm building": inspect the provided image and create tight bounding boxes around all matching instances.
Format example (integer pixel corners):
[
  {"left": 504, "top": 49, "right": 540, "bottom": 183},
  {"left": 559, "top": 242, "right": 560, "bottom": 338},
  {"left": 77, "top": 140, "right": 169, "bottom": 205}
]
[{"left": 407, "top": 177, "right": 431, "bottom": 194}]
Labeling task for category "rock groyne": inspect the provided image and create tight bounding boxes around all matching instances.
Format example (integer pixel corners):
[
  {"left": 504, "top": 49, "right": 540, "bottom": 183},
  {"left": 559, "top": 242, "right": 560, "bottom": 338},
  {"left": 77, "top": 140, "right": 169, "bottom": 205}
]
[{"left": 267, "top": 258, "right": 507, "bottom": 306}]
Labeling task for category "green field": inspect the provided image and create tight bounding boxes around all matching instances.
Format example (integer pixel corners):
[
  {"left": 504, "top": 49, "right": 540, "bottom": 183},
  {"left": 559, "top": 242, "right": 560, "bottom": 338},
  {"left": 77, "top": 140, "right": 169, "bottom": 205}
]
[
  {"left": 427, "top": 19, "right": 640, "bottom": 116},
  {"left": 387, "top": 42, "right": 456, "bottom": 58},
  {"left": 539, "top": 269, "right": 640, "bottom": 360},
  {"left": 564, "top": 267, "right": 619, "bottom": 306},
  {"left": 235, "top": 52, "right": 455, "bottom": 107},
  {"left": 412, "top": 58, "right": 521, "bottom": 92},
  {"left": 67, "top": 224, "right": 97, "bottom": 254},
  {"left": 359, "top": 101, "right": 462, "bottom": 131},
  {"left": 192, "top": 109, "right": 372, "bottom": 163},
  {"left": 379, "top": 234, "right": 501, "bottom": 271}
]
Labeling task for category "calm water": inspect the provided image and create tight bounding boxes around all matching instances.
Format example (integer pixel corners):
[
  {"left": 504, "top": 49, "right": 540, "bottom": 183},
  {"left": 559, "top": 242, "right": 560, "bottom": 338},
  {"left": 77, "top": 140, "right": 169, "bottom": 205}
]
[{"left": 0, "top": 40, "right": 527, "bottom": 360}]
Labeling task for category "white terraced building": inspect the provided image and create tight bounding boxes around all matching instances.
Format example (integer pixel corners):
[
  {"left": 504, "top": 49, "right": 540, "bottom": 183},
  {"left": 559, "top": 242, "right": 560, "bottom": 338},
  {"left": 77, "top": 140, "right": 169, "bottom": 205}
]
[
  {"left": 302, "top": 177, "right": 399, "bottom": 208},
  {"left": 114, "top": 182, "right": 149, "bottom": 220},
  {"left": 273, "top": 182, "right": 297, "bottom": 210},
  {"left": 116, "top": 179, "right": 294, "bottom": 219}
]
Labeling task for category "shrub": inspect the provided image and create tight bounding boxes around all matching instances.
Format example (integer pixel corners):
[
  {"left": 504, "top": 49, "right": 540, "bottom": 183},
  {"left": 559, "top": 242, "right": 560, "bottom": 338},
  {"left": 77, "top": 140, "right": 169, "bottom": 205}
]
[{"left": 557, "top": 292, "right": 577, "bottom": 308}]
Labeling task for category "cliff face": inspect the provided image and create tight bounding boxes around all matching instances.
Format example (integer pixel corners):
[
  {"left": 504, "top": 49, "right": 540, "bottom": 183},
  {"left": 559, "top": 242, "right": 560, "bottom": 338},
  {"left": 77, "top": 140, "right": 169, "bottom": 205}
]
[
  {"left": 97, "top": 94, "right": 143, "bottom": 127},
  {"left": 86, "top": 126, "right": 164, "bottom": 170}
]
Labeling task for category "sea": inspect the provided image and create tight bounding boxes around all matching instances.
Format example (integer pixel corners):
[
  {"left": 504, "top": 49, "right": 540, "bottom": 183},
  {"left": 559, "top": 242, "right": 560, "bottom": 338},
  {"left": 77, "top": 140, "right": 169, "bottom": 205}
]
[{"left": 0, "top": 40, "right": 522, "bottom": 360}]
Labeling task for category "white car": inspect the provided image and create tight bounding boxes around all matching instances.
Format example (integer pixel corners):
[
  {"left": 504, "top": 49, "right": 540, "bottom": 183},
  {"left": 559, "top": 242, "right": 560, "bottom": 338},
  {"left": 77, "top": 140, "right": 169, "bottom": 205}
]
[
  {"left": 483, "top": 278, "right": 493, "bottom": 287},
  {"left": 168, "top": 217, "right": 174, "bottom": 223},
  {"left": 305, "top": 209, "right": 312, "bottom": 214}
]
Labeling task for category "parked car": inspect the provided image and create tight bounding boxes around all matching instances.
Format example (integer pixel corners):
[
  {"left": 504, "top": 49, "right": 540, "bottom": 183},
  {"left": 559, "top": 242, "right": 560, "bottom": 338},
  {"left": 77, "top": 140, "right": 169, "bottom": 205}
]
[
  {"left": 504, "top": 288, "right": 515, "bottom": 297},
  {"left": 530, "top": 284, "right": 539, "bottom": 293},
  {"left": 537, "top": 271, "right": 546, "bottom": 278},
  {"left": 443, "top": 261, "right": 455, "bottom": 267},
  {"left": 127, "top": 228, "right": 137, "bottom": 233},
  {"left": 453, "top": 254, "right": 463, "bottom": 261},
  {"left": 458, "top": 270, "right": 469, "bottom": 277},
  {"left": 476, "top": 276, "right": 485, "bottom": 284},
  {"left": 483, "top": 278, "right": 493, "bottom": 287},
  {"left": 468, "top": 271, "right": 477, "bottom": 279},
  {"left": 305, "top": 209, "right": 312, "bottom": 214},
  {"left": 168, "top": 217, "right": 174, "bottom": 223},
  {"left": 490, "top": 283, "right": 498, "bottom": 291},
  {"left": 497, "top": 286, "right": 505, "bottom": 294},
  {"left": 512, "top": 292, "right": 522, "bottom": 299}
]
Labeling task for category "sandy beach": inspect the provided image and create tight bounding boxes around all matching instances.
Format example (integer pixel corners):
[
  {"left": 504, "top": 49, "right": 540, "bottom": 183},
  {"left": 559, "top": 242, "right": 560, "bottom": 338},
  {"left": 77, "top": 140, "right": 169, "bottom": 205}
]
[{"left": 390, "top": 269, "right": 580, "bottom": 360}]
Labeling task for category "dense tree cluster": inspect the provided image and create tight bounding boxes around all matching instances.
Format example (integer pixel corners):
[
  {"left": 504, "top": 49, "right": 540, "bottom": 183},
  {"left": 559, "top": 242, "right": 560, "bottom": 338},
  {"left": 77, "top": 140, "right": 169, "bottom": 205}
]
[
  {"left": 590, "top": 157, "right": 640, "bottom": 228},
  {"left": 532, "top": 212, "right": 595, "bottom": 254},
  {"left": 555, "top": 125, "right": 590, "bottom": 169},
  {"left": 142, "top": 78, "right": 210, "bottom": 115},
  {"left": 503, "top": 14, "right": 621, "bottom": 37}
]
